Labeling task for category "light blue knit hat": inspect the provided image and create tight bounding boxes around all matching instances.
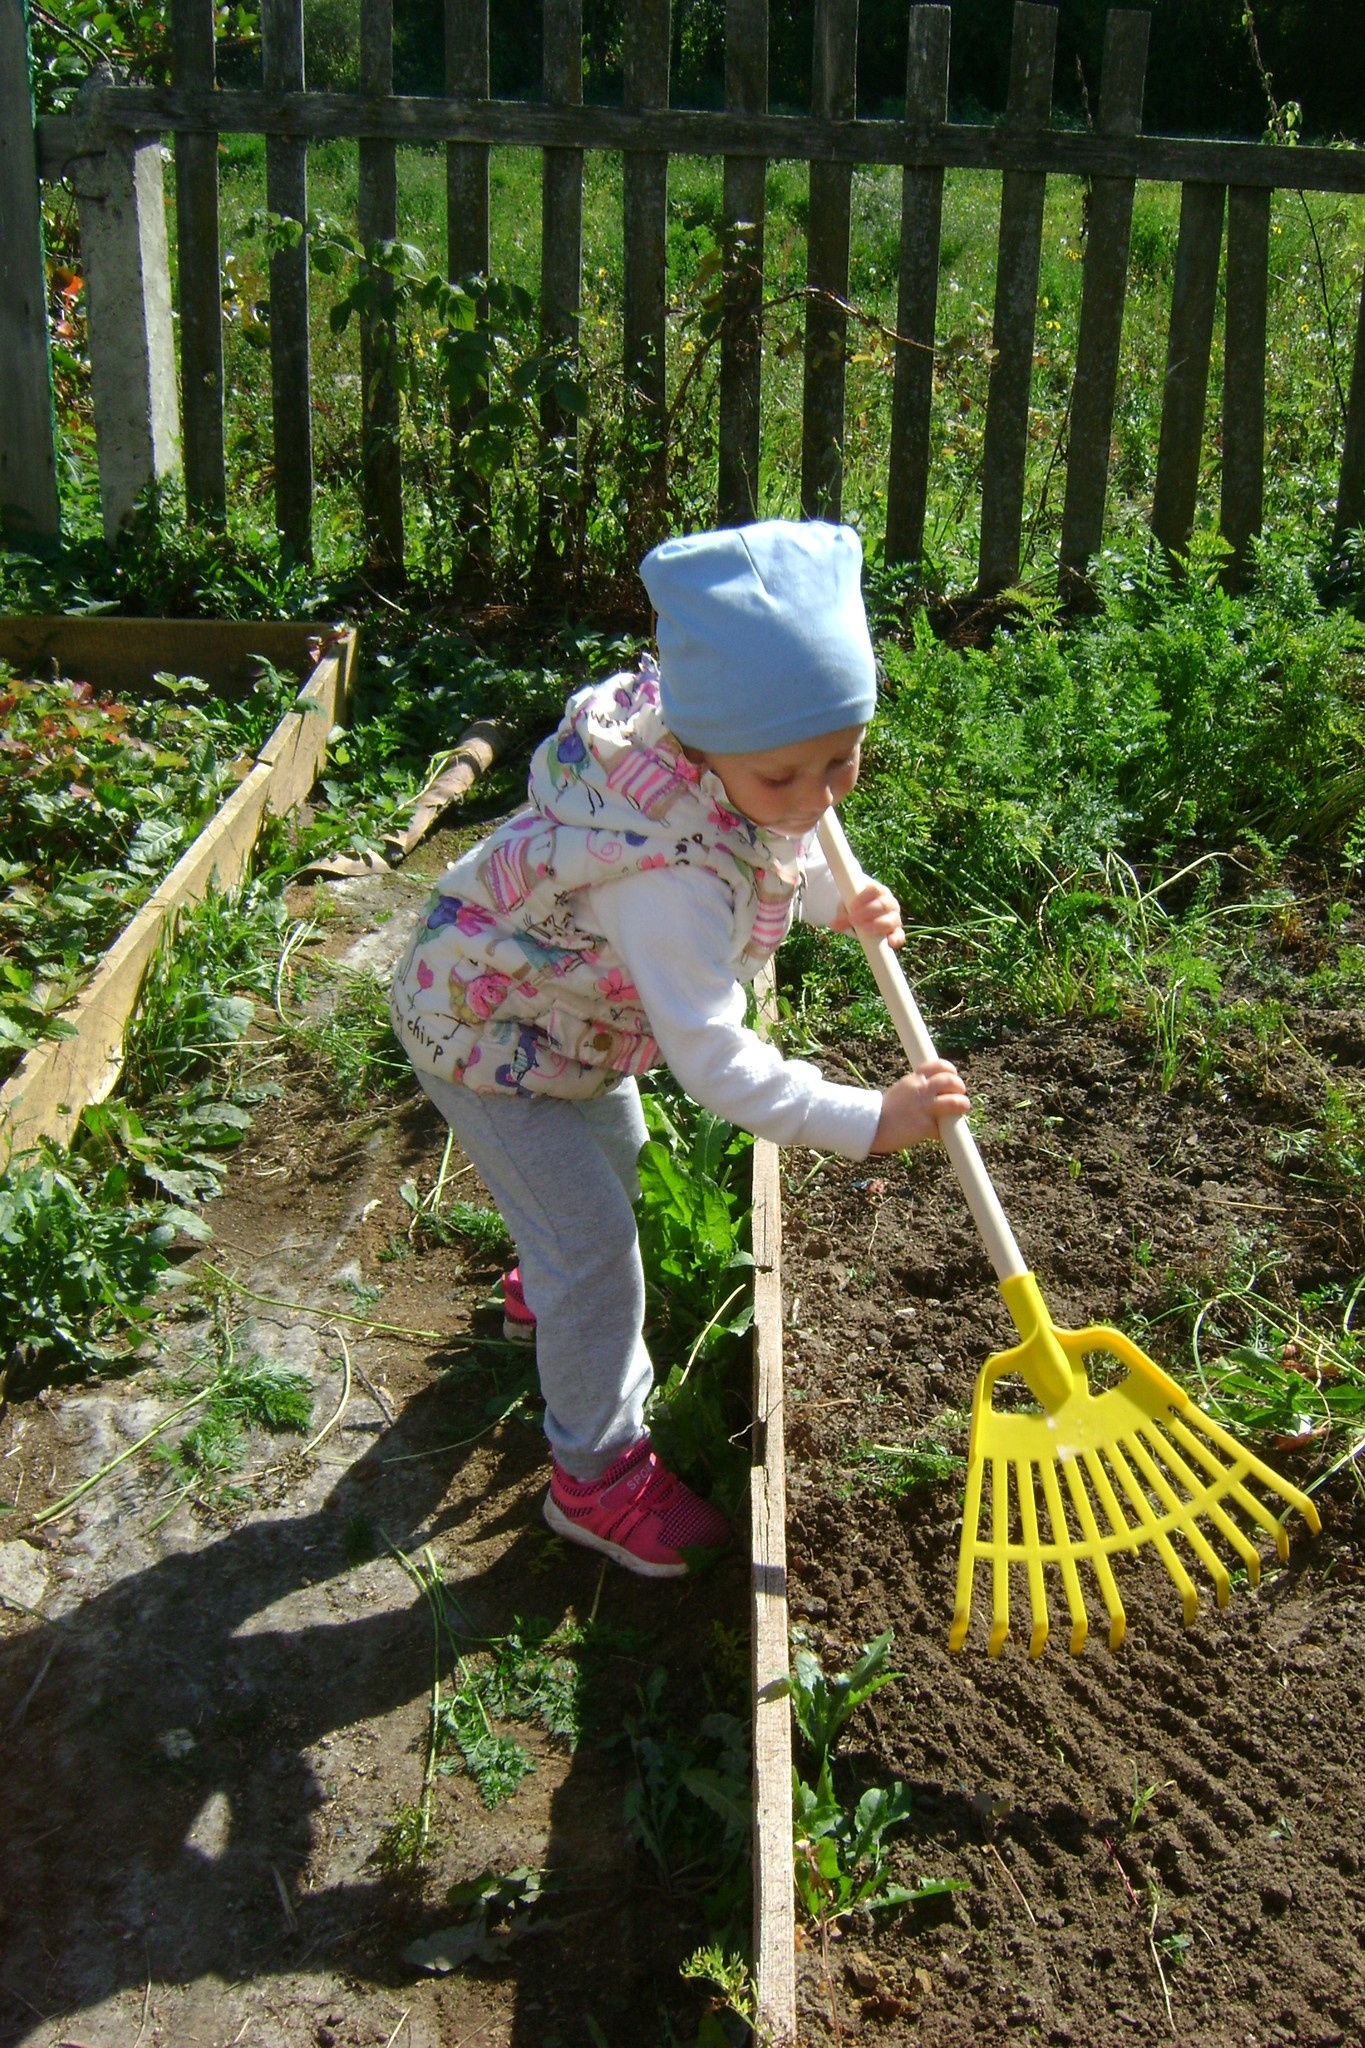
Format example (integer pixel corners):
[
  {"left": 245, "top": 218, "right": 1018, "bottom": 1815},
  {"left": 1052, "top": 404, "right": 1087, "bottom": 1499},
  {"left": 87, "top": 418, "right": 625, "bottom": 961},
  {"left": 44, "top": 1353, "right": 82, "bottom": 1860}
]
[{"left": 639, "top": 520, "right": 877, "bottom": 753}]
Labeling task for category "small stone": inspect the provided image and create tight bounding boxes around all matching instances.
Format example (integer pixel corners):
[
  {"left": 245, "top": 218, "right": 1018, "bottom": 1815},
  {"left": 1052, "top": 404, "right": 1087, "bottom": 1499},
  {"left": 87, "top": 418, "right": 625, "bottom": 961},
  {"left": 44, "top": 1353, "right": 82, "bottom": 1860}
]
[
  {"left": 0, "top": 1539, "right": 48, "bottom": 1613},
  {"left": 843, "top": 1948, "right": 880, "bottom": 1996},
  {"left": 1261, "top": 1881, "right": 1293, "bottom": 1916}
]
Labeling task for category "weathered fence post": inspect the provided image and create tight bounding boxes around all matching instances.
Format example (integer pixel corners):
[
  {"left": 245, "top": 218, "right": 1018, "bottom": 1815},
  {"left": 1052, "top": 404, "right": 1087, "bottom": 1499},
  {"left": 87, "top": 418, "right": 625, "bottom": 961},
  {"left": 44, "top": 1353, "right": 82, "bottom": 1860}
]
[
  {"left": 76, "top": 119, "right": 181, "bottom": 544},
  {"left": 172, "top": 0, "right": 227, "bottom": 523},
  {"left": 622, "top": 0, "right": 671, "bottom": 549},
  {"left": 359, "top": 0, "right": 404, "bottom": 574},
  {"left": 1150, "top": 181, "right": 1226, "bottom": 556},
  {"left": 0, "top": 0, "right": 60, "bottom": 543},
  {"left": 536, "top": 0, "right": 584, "bottom": 581},
  {"left": 718, "top": 0, "right": 768, "bottom": 527},
  {"left": 884, "top": 5, "right": 950, "bottom": 568},
  {"left": 1057, "top": 6, "right": 1149, "bottom": 600},
  {"left": 977, "top": 0, "right": 1057, "bottom": 597},
  {"left": 446, "top": 0, "right": 489, "bottom": 288},
  {"left": 1220, "top": 184, "right": 1271, "bottom": 585},
  {"left": 800, "top": 0, "right": 858, "bottom": 522},
  {"left": 263, "top": 0, "right": 313, "bottom": 560},
  {"left": 1334, "top": 286, "right": 1365, "bottom": 565}
]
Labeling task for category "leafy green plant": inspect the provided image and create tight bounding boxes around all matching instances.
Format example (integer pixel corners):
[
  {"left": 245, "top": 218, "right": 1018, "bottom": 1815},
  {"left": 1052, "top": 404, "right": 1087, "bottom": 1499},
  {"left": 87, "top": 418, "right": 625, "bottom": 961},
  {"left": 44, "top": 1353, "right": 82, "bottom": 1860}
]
[
  {"left": 0, "top": 1159, "right": 176, "bottom": 1397},
  {"left": 0, "top": 664, "right": 290, "bottom": 1082},
  {"left": 793, "top": 1764, "right": 955, "bottom": 1928},
  {"left": 638, "top": 1087, "right": 755, "bottom": 1511},
  {"left": 854, "top": 1437, "right": 963, "bottom": 1498},
  {"left": 150, "top": 1353, "right": 314, "bottom": 1522},
  {"left": 618, "top": 1667, "right": 751, "bottom": 1909},
  {"left": 775, "top": 1629, "right": 902, "bottom": 1771},
  {"left": 435, "top": 1674, "right": 535, "bottom": 1809}
]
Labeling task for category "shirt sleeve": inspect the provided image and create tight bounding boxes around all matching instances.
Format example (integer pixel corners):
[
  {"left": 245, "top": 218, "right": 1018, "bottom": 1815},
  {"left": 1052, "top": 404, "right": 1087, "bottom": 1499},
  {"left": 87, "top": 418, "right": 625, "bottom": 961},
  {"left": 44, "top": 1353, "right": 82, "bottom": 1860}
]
[
  {"left": 584, "top": 868, "right": 882, "bottom": 1159},
  {"left": 798, "top": 834, "right": 845, "bottom": 928}
]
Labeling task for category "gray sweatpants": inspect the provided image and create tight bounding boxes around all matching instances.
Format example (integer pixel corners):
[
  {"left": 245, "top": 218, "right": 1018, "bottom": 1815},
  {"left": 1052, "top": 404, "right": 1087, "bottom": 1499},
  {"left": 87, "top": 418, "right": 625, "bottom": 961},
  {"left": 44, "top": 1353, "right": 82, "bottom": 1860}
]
[{"left": 417, "top": 1070, "right": 653, "bottom": 1480}]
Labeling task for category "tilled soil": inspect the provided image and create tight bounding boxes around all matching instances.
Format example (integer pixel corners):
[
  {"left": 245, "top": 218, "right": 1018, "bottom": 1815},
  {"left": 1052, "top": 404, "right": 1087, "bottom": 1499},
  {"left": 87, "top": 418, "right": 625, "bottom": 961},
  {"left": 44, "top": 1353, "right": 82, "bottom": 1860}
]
[
  {"left": 781, "top": 1019, "right": 1365, "bottom": 2048},
  {"left": 0, "top": 867, "right": 744, "bottom": 2048}
]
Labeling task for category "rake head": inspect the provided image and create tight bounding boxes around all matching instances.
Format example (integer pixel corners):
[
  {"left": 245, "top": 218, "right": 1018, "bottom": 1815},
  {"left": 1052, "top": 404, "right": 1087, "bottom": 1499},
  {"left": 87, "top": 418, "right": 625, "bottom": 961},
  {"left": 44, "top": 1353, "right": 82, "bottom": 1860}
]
[{"left": 950, "top": 1274, "right": 1322, "bottom": 1659}]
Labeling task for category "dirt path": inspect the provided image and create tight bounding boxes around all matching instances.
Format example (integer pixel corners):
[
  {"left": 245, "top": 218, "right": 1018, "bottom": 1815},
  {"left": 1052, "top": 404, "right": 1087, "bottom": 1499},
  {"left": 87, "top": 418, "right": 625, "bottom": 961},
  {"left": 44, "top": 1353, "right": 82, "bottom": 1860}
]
[
  {"left": 780, "top": 1018, "right": 1365, "bottom": 2046},
  {"left": 0, "top": 872, "right": 744, "bottom": 2048}
]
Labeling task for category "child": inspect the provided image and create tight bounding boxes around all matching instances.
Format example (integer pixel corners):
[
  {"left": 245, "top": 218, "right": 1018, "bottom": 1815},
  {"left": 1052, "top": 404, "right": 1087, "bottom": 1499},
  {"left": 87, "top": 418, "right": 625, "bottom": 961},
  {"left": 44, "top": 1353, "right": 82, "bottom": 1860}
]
[{"left": 390, "top": 520, "right": 968, "bottom": 1578}]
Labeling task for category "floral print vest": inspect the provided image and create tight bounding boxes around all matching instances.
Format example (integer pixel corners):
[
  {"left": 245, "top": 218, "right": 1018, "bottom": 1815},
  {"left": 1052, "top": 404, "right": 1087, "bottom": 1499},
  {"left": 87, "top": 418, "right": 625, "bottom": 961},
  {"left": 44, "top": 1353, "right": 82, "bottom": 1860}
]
[{"left": 389, "top": 660, "right": 804, "bottom": 1098}]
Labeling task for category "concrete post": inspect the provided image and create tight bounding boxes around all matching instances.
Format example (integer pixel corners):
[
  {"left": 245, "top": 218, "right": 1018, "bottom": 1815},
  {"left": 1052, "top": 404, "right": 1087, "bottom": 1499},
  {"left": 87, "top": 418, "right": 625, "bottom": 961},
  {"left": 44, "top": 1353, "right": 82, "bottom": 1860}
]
[{"left": 77, "top": 124, "right": 181, "bottom": 542}]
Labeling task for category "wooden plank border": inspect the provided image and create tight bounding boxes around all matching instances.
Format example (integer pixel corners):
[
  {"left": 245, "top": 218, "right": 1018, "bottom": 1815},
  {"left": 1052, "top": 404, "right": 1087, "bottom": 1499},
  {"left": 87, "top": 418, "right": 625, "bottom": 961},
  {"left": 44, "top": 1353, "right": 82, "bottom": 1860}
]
[
  {"left": 0, "top": 627, "right": 356, "bottom": 1156},
  {"left": 752, "top": 963, "right": 795, "bottom": 2046}
]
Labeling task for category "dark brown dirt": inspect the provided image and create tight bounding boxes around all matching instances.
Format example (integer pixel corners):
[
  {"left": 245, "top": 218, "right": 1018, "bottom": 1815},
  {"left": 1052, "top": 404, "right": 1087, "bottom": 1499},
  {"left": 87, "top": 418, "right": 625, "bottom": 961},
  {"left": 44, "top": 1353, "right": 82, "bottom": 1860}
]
[
  {"left": 0, "top": 869, "right": 744, "bottom": 2048},
  {"left": 782, "top": 1018, "right": 1365, "bottom": 2048}
]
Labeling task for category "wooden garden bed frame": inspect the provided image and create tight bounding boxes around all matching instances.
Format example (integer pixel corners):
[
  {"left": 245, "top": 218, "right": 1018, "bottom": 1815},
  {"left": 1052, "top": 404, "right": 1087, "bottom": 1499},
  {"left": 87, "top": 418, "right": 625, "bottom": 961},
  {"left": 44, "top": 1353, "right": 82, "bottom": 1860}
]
[{"left": 0, "top": 616, "right": 356, "bottom": 1155}]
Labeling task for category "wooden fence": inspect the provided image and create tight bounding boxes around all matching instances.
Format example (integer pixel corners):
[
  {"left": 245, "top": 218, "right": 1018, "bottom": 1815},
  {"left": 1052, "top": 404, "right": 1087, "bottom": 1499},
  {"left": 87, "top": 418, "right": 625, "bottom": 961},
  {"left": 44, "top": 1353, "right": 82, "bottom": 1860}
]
[{"left": 5, "top": 0, "right": 1365, "bottom": 598}]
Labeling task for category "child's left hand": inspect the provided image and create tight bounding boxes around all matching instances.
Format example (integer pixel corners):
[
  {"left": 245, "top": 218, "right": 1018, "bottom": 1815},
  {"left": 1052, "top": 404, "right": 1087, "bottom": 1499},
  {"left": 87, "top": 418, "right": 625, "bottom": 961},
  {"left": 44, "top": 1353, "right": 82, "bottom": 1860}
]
[{"left": 829, "top": 878, "right": 905, "bottom": 949}]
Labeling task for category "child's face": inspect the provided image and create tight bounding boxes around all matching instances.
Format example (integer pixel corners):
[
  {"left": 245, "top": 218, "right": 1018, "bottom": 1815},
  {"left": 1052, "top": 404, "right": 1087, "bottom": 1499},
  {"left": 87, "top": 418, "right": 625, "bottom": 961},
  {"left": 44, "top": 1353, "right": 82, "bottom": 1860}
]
[{"left": 688, "top": 725, "right": 864, "bottom": 836}]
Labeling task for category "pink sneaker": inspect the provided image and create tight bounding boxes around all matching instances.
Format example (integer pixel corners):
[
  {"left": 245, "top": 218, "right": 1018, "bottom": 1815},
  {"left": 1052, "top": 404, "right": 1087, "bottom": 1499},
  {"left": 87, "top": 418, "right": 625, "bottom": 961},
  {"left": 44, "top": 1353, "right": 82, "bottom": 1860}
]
[
  {"left": 502, "top": 1267, "right": 536, "bottom": 1345},
  {"left": 543, "top": 1438, "right": 731, "bottom": 1579}
]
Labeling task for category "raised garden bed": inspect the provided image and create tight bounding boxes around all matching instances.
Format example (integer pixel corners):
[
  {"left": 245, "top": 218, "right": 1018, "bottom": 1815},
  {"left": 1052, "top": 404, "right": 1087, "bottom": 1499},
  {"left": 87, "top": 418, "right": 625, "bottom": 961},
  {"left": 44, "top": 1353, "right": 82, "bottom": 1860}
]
[
  {"left": 778, "top": 1016, "right": 1365, "bottom": 2045},
  {"left": 0, "top": 616, "right": 355, "bottom": 1152}
]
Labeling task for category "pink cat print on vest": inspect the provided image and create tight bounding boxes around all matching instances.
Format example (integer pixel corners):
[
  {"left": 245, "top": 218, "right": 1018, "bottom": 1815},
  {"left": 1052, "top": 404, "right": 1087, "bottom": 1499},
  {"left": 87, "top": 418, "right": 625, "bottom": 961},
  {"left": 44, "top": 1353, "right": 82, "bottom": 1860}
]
[{"left": 466, "top": 971, "right": 514, "bottom": 1019}]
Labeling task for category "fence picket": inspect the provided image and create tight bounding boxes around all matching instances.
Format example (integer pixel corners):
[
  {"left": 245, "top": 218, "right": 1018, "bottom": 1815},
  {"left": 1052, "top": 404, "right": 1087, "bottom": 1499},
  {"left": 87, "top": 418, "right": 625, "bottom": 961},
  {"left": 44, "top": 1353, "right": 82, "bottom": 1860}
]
[
  {"left": 623, "top": 0, "right": 671, "bottom": 546},
  {"left": 263, "top": 0, "right": 312, "bottom": 560},
  {"left": 0, "top": 0, "right": 60, "bottom": 541},
  {"left": 718, "top": 0, "right": 769, "bottom": 527},
  {"left": 1220, "top": 184, "right": 1271, "bottom": 585},
  {"left": 1057, "top": 6, "right": 1149, "bottom": 599},
  {"left": 446, "top": 0, "right": 489, "bottom": 286},
  {"left": 800, "top": 0, "right": 858, "bottom": 522},
  {"left": 172, "top": 0, "right": 226, "bottom": 522},
  {"left": 978, "top": 1, "right": 1057, "bottom": 596},
  {"left": 537, "top": 0, "right": 584, "bottom": 579},
  {"left": 885, "top": 5, "right": 949, "bottom": 567},
  {"left": 1333, "top": 276, "right": 1365, "bottom": 562},
  {"left": 1150, "top": 180, "right": 1225, "bottom": 555},
  {"left": 359, "top": 0, "right": 403, "bottom": 572}
]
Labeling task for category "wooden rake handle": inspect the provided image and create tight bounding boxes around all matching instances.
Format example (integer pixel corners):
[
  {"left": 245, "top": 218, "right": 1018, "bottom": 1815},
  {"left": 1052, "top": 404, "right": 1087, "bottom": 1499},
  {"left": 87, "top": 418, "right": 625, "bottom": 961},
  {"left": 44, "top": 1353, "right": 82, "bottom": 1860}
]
[{"left": 817, "top": 809, "right": 1028, "bottom": 1287}]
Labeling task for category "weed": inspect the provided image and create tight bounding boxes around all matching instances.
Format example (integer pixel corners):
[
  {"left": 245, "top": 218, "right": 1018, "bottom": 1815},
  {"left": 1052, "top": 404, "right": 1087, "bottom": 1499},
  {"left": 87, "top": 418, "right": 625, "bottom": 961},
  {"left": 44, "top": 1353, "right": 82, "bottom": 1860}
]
[
  {"left": 289, "top": 966, "right": 413, "bottom": 1109},
  {"left": 639, "top": 1086, "right": 755, "bottom": 1513},
  {"left": 435, "top": 1677, "right": 535, "bottom": 1808},
  {"left": 679, "top": 1944, "right": 756, "bottom": 2024},
  {"left": 853, "top": 1437, "right": 963, "bottom": 1498},
  {"left": 1128, "top": 1763, "right": 1175, "bottom": 1830},
  {"left": 150, "top": 1353, "right": 313, "bottom": 1522},
  {"left": 0, "top": 1158, "right": 175, "bottom": 1398},
  {"left": 374, "top": 1799, "right": 426, "bottom": 1876},
  {"left": 775, "top": 1629, "right": 902, "bottom": 1771},
  {"left": 618, "top": 1667, "right": 751, "bottom": 1909},
  {"left": 794, "top": 1765, "right": 955, "bottom": 1927}
]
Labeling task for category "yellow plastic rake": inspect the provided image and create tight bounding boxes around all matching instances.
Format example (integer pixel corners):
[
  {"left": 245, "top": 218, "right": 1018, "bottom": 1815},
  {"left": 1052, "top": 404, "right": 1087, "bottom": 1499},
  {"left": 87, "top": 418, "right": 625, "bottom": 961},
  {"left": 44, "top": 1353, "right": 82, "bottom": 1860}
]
[{"left": 818, "top": 812, "right": 1320, "bottom": 1659}]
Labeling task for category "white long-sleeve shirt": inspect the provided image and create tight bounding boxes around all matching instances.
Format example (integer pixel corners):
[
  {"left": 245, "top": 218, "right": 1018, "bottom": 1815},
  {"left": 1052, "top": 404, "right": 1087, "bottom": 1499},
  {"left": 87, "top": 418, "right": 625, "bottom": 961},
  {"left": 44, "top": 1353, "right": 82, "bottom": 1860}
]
[{"left": 585, "top": 836, "right": 882, "bottom": 1160}]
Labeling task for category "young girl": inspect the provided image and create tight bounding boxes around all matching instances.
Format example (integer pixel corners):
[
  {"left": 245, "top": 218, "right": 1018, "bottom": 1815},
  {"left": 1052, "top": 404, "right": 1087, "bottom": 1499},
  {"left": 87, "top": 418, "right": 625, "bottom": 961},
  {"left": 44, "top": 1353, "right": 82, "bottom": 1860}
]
[{"left": 390, "top": 520, "right": 968, "bottom": 1578}]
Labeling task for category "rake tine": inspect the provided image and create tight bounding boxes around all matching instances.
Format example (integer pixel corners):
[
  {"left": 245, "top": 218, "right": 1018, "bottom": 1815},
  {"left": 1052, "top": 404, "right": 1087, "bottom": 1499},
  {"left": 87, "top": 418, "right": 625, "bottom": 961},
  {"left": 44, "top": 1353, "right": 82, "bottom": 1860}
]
[
  {"left": 1062, "top": 1456, "right": 1126, "bottom": 1650},
  {"left": 1182, "top": 1408, "right": 1322, "bottom": 1550},
  {"left": 989, "top": 1455, "right": 1011, "bottom": 1657},
  {"left": 1038, "top": 1456, "right": 1088, "bottom": 1656},
  {"left": 951, "top": 1451, "right": 986, "bottom": 1653},
  {"left": 1108, "top": 1437, "right": 1200, "bottom": 1625},
  {"left": 1141, "top": 1417, "right": 1262, "bottom": 1584},
  {"left": 1127, "top": 1427, "right": 1231, "bottom": 1608},
  {"left": 1167, "top": 1411, "right": 1299, "bottom": 1558},
  {"left": 1015, "top": 1459, "right": 1050, "bottom": 1659},
  {"left": 1082, "top": 1446, "right": 1135, "bottom": 1550}
]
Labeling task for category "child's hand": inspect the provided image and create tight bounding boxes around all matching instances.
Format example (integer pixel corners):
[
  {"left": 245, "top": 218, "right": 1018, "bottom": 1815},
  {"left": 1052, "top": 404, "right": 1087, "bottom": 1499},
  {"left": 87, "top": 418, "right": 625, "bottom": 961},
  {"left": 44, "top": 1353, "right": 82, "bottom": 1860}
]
[
  {"left": 869, "top": 1058, "right": 970, "bottom": 1154},
  {"left": 829, "top": 878, "right": 904, "bottom": 949}
]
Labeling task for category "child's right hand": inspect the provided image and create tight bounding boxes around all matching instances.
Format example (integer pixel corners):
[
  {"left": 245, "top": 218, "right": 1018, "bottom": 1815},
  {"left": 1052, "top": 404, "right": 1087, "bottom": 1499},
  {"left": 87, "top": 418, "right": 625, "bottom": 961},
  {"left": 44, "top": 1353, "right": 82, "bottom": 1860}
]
[{"left": 869, "top": 1058, "right": 970, "bottom": 1154}]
